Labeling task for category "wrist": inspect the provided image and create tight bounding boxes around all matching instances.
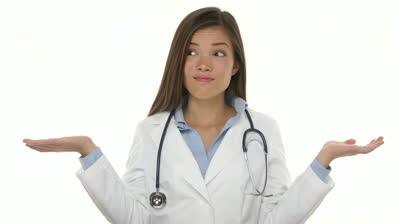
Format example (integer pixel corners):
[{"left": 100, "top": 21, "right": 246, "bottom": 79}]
[
  {"left": 316, "top": 148, "right": 335, "bottom": 168},
  {"left": 80, "top": 140, "right": 97, "bottom": 157}
]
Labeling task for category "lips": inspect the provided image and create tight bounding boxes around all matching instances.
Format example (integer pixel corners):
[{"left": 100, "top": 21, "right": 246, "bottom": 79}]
[{"left": 194, "top": 76, "right": 214, "bottom": 82}]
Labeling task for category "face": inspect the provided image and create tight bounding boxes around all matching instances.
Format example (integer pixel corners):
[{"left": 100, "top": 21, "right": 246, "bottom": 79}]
[{"left": 183, "top": 25, "right": 239, "bottom": 100}]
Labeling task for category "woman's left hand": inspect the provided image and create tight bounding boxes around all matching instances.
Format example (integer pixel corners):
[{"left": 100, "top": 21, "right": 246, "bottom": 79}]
[{"left": 316, "top": 136, "right": 385, "bottom": 167}]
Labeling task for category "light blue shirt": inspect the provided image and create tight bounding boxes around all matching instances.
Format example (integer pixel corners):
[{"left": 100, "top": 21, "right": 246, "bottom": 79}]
[{"left": 80, "top": 94, "right": 331, "bottom": 182}]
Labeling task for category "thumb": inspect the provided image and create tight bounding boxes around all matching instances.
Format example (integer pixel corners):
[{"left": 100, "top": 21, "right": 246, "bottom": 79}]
[{"left": 344, "top": 139, "right": 356, "bottom": 144}]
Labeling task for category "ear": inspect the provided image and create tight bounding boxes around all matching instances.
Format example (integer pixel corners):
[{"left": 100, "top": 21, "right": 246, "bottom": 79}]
[{"left": 231, "top": 61, "right": 240, "bottom": 76}]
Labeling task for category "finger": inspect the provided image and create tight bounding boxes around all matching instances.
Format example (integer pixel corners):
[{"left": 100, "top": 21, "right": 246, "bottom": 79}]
[
  {"left": 373, "top": 140, "right": 385, "bottom": 147},
  {"left": 26, "top": 143, "right": 61, "bottom": 151},
  {"left": 373, "top": 136, "right": 384, "bottom": 142},
  {"left": 360, "top": 141, "right": 384, "bottom": 154},
  {"left": 369, "top": 138, "right": 385, "bottom": 147},
  {"left": 25, "top": 142, "right": 59, "bottom": 147},
  {"left": 27, "top": 145, "right": 54, "bottom": 152},
  {"left": 23, "top": 138, "right": 59, "bottom": 145},
  {"left": 369, "top": 136, "right": 385, "bottom": 144},
  {"left": 26, "top": 143, "right": 76, "bottom": 152}
]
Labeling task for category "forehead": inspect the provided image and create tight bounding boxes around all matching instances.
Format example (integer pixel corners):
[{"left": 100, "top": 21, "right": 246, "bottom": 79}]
[{"left": 190, "top": 26, "right": 231, "bottom": 45}]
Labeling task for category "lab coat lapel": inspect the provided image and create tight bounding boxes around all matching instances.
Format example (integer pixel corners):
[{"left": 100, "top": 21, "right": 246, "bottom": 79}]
[
  {"left": 204, "top": 112, "right": 246, "bottom": 185},
  {"left": 148, "top": 112, "right": 211, "bottom": 204}
]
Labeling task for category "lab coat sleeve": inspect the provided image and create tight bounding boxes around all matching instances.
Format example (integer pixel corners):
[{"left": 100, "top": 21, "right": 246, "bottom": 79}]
[
  {"left": 75, "top": 122, "right": 149, "bottom": 224},
  {"left": 259, "top": 119, "right": 335, "bottom": 224}
]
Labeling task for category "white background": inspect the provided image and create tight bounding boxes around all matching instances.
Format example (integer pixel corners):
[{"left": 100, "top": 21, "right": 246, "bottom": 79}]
[{"left": 1, "top": 0, "right": 399, "bottom": 223}]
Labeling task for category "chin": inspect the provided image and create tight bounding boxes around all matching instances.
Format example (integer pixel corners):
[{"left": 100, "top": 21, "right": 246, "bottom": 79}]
[{"left": 188, "top": 91, "right": 225, "bottom": 101}]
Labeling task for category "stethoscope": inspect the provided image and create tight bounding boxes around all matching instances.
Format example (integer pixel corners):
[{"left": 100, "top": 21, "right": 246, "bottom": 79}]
[{"left": 149, "top": 108, "right": 272, "bottom": 209}]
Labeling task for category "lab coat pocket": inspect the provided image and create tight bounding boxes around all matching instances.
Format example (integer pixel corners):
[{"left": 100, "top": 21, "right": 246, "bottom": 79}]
[{"left": 242, "top": 191, "right": 263, "bottom": 223}]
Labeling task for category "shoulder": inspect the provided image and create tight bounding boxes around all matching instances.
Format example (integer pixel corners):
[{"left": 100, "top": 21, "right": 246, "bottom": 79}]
[
  {"left": 129, "top": 111, "right": 171, "bottom": 143},
  {"left": 135, "top": 111, "right": 170, "bottom": 131},
  {"left": 244, "top": 108, "right": 286, "bottom": 154},
  {"left": 245, "top": 107, "right": 279, "bottom": 128},
  {"left": 143, "top": 111, "right": 170, "bottom": 125}
]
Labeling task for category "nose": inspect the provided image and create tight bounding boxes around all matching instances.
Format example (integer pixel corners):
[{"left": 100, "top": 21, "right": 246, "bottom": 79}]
[{"left": 196, "top": 55, "right": 212, "bottom": 72}]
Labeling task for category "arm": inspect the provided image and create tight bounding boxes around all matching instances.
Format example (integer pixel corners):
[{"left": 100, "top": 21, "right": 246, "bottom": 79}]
[
  {"left": 258, "top": 120, "right": 335, "bottom": 224},
  {"left": 259, "top": 120, "right": 384, "bottom": 224},
  {"left": 75, "top": 122, "right": 150, "bottom": 224}
]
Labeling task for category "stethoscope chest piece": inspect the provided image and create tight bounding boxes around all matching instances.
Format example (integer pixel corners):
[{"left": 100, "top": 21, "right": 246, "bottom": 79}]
[{"left": 150, "top": 191, "right": 166, "bottom": 209}]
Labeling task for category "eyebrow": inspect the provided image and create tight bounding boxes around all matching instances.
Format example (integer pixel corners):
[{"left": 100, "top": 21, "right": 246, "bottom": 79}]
[{"left": 189, "top": 42, "right": 230, "bottom": 48}]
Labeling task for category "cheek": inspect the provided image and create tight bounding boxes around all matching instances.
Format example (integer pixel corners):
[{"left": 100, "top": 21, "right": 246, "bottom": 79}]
[
  {"left": 184, "top": 60, "right": 194, "bottom": 73},
  {"left": 183, "top": 65, "right": 190, "bottom": 83},
  {"left": 216, "top": 60, "right": 233, "bottom": 74},
  {"left": 217, "top": 64, "right": 234, "bottom": 81}
]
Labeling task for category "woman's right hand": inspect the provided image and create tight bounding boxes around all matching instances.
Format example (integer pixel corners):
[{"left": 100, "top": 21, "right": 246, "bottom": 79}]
[{"left": 23, "top": 136, "right": 97, "bottom": 156}]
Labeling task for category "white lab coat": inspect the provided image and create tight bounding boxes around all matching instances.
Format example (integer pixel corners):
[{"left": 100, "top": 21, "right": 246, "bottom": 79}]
[{"left": 76, "top": 108, "right": 335, "bottom": 224}]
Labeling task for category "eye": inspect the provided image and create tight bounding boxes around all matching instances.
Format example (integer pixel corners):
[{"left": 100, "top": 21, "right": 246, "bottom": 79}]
[
  {"left": 187, "top": 49, "right": 196, "bottom": 56},
  {"left": 186, "top": 49, "right": 226, "bottom": 57},
  {"left": 215, "top": 51, "right": 226, "bottom": 57}
]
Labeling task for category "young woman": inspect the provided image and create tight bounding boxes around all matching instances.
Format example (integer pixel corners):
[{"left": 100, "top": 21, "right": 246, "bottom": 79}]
[{"left": 23, "top": 7, "right": 384, "bottom": 224}]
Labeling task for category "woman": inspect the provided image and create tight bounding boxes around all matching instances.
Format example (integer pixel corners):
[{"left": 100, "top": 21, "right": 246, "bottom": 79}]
[{"left": 23, "top": 7, "right": 384, "bottom": 224}]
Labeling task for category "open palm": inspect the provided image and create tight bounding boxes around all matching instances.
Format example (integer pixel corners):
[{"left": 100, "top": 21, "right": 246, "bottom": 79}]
[
  {"left": 23, "top": 136, "right": 94, "bottom": 153},
  {"left": 323, "top": 136, "right": 384, "bottom": 159}
]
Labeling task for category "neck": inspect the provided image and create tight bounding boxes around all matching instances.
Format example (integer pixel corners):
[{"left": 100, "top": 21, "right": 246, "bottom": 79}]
[{"left": 183, "top": 93, "right": 235, "bottom": 128}]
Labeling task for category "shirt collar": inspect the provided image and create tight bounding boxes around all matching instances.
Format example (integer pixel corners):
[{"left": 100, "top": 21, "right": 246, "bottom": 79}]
[{"left": 174, "top": 94, "right": 248, "bottom": 130}]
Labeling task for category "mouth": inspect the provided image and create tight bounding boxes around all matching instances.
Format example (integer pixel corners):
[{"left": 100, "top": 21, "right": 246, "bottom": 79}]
[{"left": 193, "top": 76, "right": 214, "bottom": 82}]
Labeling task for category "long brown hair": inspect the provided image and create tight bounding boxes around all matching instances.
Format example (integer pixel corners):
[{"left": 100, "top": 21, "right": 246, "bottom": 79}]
[{"left": 147, "top": 7, "right": 247, "bottom": 116}]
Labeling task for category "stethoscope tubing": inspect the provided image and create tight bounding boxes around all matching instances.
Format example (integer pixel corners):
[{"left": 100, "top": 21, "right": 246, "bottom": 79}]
[{"left": 155, "top": 109, "right": 176, "bottom": 189}]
